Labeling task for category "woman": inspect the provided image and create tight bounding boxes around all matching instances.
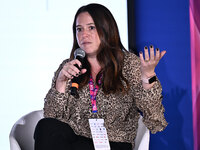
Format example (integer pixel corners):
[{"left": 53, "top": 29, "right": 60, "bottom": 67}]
[{"left": 34, "top": 3, "right": 167, "bottom": 150}]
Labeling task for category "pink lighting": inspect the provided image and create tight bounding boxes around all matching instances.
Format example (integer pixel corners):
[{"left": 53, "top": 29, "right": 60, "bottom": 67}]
[{"left": 189, "top": 0, "right": 200, "bottom": 150}]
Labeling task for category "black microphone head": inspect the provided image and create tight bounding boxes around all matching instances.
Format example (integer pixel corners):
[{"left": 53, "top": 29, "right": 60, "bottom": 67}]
[{"left": 74, "top": 48, "right": 85, "bottom": 59}]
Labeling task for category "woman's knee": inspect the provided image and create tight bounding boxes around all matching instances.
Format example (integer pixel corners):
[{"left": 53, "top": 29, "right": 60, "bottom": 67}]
[{"left": 34, "top": 118, "right": 59, "bottom": 139}]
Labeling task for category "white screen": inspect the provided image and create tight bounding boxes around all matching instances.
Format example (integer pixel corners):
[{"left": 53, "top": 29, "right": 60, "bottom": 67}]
[{"left": 0, "top": 0, "right": 128, "bottom": 149}]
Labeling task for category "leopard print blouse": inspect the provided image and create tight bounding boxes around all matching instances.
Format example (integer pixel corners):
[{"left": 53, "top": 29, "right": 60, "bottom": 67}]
[{"left": 43, "top": 51, "right": 168, "bottom": 147}]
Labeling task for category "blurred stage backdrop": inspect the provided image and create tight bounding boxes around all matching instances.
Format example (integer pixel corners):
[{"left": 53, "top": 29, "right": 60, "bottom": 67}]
[{"left": 128, "top": 0, "right": 199, "bottom": 150}]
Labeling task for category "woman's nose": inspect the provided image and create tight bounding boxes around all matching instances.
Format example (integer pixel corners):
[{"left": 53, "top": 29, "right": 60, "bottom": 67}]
[{"left": 81, "top": 29, "right": 90, "bottom": 37}]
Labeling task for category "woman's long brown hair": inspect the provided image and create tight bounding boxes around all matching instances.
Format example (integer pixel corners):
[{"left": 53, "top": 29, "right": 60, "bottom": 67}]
[{"left": 70, "top": 3, "right": 129, "bottom": 94}]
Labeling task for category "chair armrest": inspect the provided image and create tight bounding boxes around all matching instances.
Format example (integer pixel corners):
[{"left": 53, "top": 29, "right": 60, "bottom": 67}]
[{"left": 9, "top": 136, "right": 21, "bottom": 150}]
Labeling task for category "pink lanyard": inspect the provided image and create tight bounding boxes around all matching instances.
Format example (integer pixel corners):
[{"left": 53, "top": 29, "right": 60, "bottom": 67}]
[{"left": 89, "top": 75, "right": 102, "bottom": 113}]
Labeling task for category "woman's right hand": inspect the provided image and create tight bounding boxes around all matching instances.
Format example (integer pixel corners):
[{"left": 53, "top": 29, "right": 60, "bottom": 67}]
[{"left": 56, "top": 59, "right": 87, "bottom": 93}]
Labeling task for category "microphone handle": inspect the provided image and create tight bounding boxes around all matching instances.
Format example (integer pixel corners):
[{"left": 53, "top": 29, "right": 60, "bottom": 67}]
[{"left": 70, "top": 63, "right": 81, "bottom": 98}]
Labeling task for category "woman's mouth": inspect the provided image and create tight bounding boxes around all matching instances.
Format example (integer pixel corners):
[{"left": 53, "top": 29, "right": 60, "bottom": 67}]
[{"left": 82, "top": 41, "right": 91, "bottom": 45}]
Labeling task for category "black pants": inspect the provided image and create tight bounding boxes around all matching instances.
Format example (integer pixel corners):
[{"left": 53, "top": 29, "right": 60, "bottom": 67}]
[{"left": 34, "top": 118, "right": 132, "bottom": 150}]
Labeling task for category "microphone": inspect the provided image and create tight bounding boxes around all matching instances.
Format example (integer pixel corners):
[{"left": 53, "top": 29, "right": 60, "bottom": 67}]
[{"left": 70, "top": 48, "right": 86, "bottom": 98}]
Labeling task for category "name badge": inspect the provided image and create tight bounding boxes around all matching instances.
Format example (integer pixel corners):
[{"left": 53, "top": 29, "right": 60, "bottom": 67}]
[{"left": 89, "top": 119, "right": 110, "bottom": 150}]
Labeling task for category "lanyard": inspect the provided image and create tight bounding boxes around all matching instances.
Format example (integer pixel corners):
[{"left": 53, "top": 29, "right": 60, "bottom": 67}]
[{"left": 89, "top": 75, "right": 102, "bottom": 113}]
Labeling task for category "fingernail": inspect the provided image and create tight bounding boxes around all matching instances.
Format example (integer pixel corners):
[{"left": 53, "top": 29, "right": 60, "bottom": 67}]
[
  {"left": 156, "top": 48, "right": 159, "bottom": 51},
  {"left": 145, "top": 46, "right": 148, "bottom": 49},
  {"left": 76, "top": 73, "right": 79, "bottom": 76},
  {"left": 150, "top": 45, "right": 153, "bottom": 48},
  {"left": 80, "top": 65, "right": 82, "bottom": 68},
  {"left": 139, "top": 51, "right": 143, "bottom": 54}
]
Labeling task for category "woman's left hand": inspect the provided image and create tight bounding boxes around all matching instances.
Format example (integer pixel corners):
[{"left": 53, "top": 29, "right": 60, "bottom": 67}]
[{"left": 139, "top": 45, "right": 166, "bottom": 79}]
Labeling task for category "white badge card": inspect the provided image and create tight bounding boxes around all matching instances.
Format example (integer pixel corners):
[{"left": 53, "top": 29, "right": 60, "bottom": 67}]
[{"left": 89, "top": 119, "right": 110, "bottom": 150}]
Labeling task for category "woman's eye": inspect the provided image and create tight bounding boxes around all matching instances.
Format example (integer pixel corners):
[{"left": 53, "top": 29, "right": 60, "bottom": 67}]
[
  {"left": 76, "top": 28, "right": 82, "bottom": 32},
  {"left": 89, "top": 26, "right": 96, "bottom": 30}
]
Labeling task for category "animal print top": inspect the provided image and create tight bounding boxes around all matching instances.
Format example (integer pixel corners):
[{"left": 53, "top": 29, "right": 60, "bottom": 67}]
[{"left": 43, "top": 51, "right": 168, "bottom": 147}]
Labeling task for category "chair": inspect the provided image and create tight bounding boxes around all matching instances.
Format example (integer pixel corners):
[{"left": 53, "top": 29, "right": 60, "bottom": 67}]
[
  {"left": 133, "top": 116, "right": 150, "bottom": 150},
  {"left": 9, "top": 110, "right": 44, "bottom": 150},
  {"left": 9, "top": 110, "right": 149, "bottom": 150}
]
